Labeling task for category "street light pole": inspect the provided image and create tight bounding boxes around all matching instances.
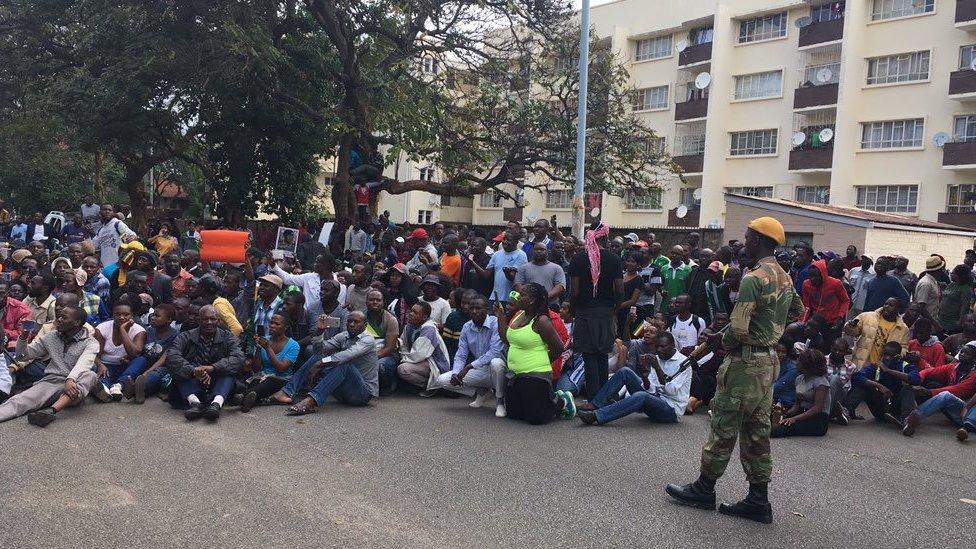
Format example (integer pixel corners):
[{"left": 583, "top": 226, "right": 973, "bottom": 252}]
[{"left": 571, "top": 0, "right": 590, "bottom": 240}]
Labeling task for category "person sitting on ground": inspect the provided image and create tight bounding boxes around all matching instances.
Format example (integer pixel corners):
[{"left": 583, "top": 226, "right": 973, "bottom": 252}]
[
  {"left": 274, "top": 311, "right": 378, "bottom": 416},
  {"left": 847, "top": 341, "right": 919, "bottom": 425},
  {"left": 396, "top": 301, "right": 451, "bottom": 396},
  {"left": 61, "top": 268, "right": 108, "bottom": 326},
  {"left": 0, "top": 282, "right": 31, "bottom": 352},
  {"left": 430, "top": 294, "right": 505, "bottom": 408},
  {"left": 826, "top": 338, "right": 855, "bottom": 424},
  {"left": 907, "top": 318, "right": 944, "bottom": 370},
  {"left": 93, "top": 303, "right": 147, "bottom": 402},
  {"left": 771, "top": 348, "right": 831, "bottom": 438},
  {"left": 166, "top": 305, "right": 245, "bottom": 422},
  {"left": 577, "top": 331, "right": 690, "bottom": 426},
  {"left": 686, "top": 328, "right": 725, "bottom": 414},
  {"left": 130, "top": 303, "right": 179, "bottom": 404},
  {"left": 343, "top": 263, "right": 371, "bottom": 314},
  {"left": 668, "top": 294, "right": 705, "bottom": 355},
  {"left": 24, "top": 273, "right": 56, "bottom": 325},
  {"left": 493, "top": 282, "right": 575, "bottom": 423},
  {"left": 943, "top": 313, "right": 976, "bottom": 359},
  {"left": 901, "top": 341, "right": 976, "bottom": 441},
  {"left": 0, "top": 306, "right": 99, "bottom": 427},
  {"left": 281, "top": 292, "right": 315, "bottom": 349},
  {"left": 419, "top": 275, "right": 450, "bottom": 329},
  {"left": 844, "top": 297, "right": 909, "bottom": 368},
  {"left": 773, "top": 341, "right": 798, "bottom": 408},
  {"left": 311, "top": 279, "right": 349, "bottom": 342},
  {"left": 440, "top": 288, "right": 471, "bottom": 363},
  {"left": 238, "top": 313, "right": 300, "bottom": 412},
  {"left": 361, "top": 289, "right": 400, "bottom": 396},
  {"left": 193, "top": 276, "right": 243, "bottom": 336}
]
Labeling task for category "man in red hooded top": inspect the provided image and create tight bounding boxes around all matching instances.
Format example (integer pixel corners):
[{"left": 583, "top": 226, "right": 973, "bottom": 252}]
[{"left": 802, "top": 259, "right": 850, "bottom": 349}]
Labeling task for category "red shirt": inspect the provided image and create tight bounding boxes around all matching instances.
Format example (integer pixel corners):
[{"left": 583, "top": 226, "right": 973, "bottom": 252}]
[
  {"left": 908, "top": 339, "right": 946, "bottom": 370},
  {"left": 801, "top": 260, "right": 850, "bottom": 324},
  {"left": 548, "top": 309, "right": 570, "bottom": 379},
  {"left": 354, "top": 184, "right": 371, "bottom": 205},
  {"left": 919, "top": 362, "right": 976, "bottom": 400}
]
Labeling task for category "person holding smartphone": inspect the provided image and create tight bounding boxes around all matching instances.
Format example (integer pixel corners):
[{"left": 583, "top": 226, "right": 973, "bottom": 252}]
[{"left": 238, "top": 313, "right": 299, "bottom": 412}]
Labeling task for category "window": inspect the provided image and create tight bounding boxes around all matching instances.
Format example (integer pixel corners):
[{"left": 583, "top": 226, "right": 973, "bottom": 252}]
[
  {"left": 856, "top": 185, "right": 918, "bottom": 213},
  {"left": 441, "top": 195, "right": 472, "bottom": 208},
  {"left": 733, "top": 70, "right": 783, "bottom": 100},
  {"left": 635, "top": 35, "right": 672, "bottom": 62},
  {"left": 546, "top": 189, "right": 573, "bottom": 209},
  {"left": 955, "top": 115, "right": 976, "bottom": 143},
  {"left": 870, "top": 0, "right": 934, "bottom": 21},
  {"left": 419, "top": 167, "right": 435, "bottom": 181},
  {"left": 479, "top": 190, "right": 503, "bottom": 208},
  {"left": 947, "top": 184, "right": 976, "bottom": 213},
  {"left": 624, "top": 189, "right": 662, "bottom": 210},
  {"left": 738, "top": 13, "right": 787, "bottom": 44},
  {"left": 633, "top": 85, "right": 669, "bottom": 111},
  {"left": 417, "top": 210, "right": 432, "bottom": 224},
  {"left": 645, "top": 136, "right": 667, "bottom": 155},
  {"left": 860, "top": 119, "right": 924, "bottom": 149},
  {"left": 689, "top": 26, "right": 714, "bottom": 45},
  {"left": 727, "top": 186, "right": 774, "bottom": 198},
  {"left": 866, "top": 51, "right": 930, "bottom": 85},
  {"left": 961, "top": 45, "right": 976, "bottom": 71},
  {"left": 802, "top": 62, "right": 841, "bottom": 85},
  {"left": 730, "top": 129, "right": 778, "bottom": 156},
  {"left": 679, "top": 188, "right": 702, "bottom": 208},
  {"left": 795, "top": 186, "right": 830, "bottom": 204},
  {"left": 421, "top": 57, "right": 439, "bottom": 74},
  {"left": 811, "top": 2, "right": 845, "bottom": 23}
]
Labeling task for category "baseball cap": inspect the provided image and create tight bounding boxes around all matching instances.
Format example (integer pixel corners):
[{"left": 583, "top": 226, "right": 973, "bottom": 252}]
[
  {"left": 707, "top": 261, "right": 722, "bottom": 273},
  {"left": 624, "top": 232, "right": 639, "bottom": 242},
  {"left": 257, "top": 274, "right": 283, "bottom": 288},
  {"left": 409, "top": 228, "right": 428, "bottom": 240}
]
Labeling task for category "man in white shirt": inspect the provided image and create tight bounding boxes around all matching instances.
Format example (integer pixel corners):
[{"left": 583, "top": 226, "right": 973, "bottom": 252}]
[
  {"left": 576, "top": 331, "right": 691, "bottom": 425},
  {"left": 668, "top": 294, "right": 705, "bottom": 354},
  {"left": 419, "top": 275, "right": 451, "bottom": 329},
  {"left": 272, "top": 252, "right": 346, "bottom": 313},
  {"left": 845, "top": 254, "right": 875, "bottom": 318},
  {"left": 92, "top": 204, "right": 136, "bottom": 266}
]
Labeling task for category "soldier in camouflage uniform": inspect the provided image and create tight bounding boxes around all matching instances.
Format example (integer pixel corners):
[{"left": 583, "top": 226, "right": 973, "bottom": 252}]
[{"left": 666, "top": 216, "right": 802, "bottom": 524}]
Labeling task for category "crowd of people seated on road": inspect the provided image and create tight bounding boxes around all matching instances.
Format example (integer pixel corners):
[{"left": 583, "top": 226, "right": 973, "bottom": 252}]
[{"left": 0, "top": 201, "right": 974, "bottom": 443}]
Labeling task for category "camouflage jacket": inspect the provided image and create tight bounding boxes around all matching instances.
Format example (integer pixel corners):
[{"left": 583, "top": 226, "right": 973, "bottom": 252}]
[{"left": 723, "top": 256, "right": 804, "bottom": 349}]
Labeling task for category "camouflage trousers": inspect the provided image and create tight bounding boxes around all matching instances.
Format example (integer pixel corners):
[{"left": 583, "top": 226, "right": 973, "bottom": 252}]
[{"left": 699, "top": 347, "right": 778, "bottom": 484}]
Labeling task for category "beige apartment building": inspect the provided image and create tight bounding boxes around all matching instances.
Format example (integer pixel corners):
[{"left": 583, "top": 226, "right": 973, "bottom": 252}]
[{"left": 370, "top": 0, "right": 976, "bottom": 231}]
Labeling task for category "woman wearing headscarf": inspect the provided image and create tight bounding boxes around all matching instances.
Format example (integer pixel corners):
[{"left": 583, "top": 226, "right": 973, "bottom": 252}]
[{"left": 567, "top": 222, "right": 623, "bottom": 402}]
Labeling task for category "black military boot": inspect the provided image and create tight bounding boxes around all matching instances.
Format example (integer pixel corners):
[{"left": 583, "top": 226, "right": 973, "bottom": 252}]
[
  {"left": 665, "top": 474, "right": 716, "bottom": 510},
  {"left": 718, "top": 482, "right": 773, "bottom": 524}
]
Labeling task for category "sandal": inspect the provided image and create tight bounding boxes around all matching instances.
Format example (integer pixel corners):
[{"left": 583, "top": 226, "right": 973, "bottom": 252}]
[{"left": 286, "top": 402, "right": 316, "bottom": 416}]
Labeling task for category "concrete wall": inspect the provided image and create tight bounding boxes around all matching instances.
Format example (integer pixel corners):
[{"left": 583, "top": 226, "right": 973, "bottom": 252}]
[
  {"left": 725, "top": 200, "right": 866, "bottom": 252},
  {"left": 864, "top": 227, "right": 974, "bottom": 268}
]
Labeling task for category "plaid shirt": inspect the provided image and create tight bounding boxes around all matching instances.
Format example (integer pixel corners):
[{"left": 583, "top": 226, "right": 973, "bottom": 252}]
[
  {"left": 80, "top": 291, "right": 108, "bottom": 326},
  {"left": 84, "top": 273, "right": 112, "bottom": 304},
  {"left": 252, "top": 296, "right": 284, "bottom": 333}
]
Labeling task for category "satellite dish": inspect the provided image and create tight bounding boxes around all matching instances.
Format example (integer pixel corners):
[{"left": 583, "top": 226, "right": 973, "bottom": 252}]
[
  {"left": 694, "top": 72, "right": 711, "bottom": 90},
  {"left": 692, "top": 188, "right": 703, "bottom": 200},
  {"left": 792, "top": 132, "right": 807, "bottom": 147},
  {"left": 933, "top": 132, "right": 950, "bottom": 147},
  {"left": 795, "top": 16, "right": 813, "bottom": 29},
  {"left": 819, "top": 128, "right": 834, "bottom": 143},
  {"left": 676, "top": 205, "right": 689, "bottom": 219},
  {"left": 816, "top": 67, "right": 833, "bottom": 84},
  {"left": 970, "top": 58, "right": 976, "bottom": 71},
  {"left": 708, "top": 218, "right": 721, "bottom": 229},
  {"left": 590, "top": 207, "right": 601, "bottom": 218},
  {"left": 676, "top": 40, "right": 688, "bottom": 52}
]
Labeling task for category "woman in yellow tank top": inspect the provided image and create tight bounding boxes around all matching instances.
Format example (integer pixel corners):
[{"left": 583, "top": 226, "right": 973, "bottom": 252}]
[{"left": 494, "top": 283, "right": 575, "bottom": 424}]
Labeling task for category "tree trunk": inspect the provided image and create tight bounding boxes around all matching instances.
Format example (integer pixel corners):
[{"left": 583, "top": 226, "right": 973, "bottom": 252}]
[
  {"left": 331, "top": 133, "right": 354, "bottom": 222},
  {"left": 93, "top": 149, "right": 105, "bottom": 200},
  {"left": 122, "top": 165, "right": 150, "bottom": 233}
]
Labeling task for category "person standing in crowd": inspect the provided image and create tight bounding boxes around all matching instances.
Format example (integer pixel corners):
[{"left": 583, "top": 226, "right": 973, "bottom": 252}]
[
  {"left": 841, "top": 245, "right": 862, "bottom": 272},
  {"left": 515, "top": 242, "right": 566, "bottom": 309},
  {"left": 92, "top": 204, "right": 136, "bottom": 267},
  {"left": 790, "top": 243, "right": 814, "bottom": 294},
  {"left": 890, "top": 256, "right": 918, "bottom": 295},
  {"left": 438, "top": 234, "right": 463, "bottom": 287},
  {"left": 668, "top": 216, "right": 802, "bottom": 525},
  {"left": 469, "top": 231, "right": 527, "bottom": 309},
  {"left": 938, "top": 265, "right": 974, "bottom": 335},
  {"left": 616, "top": 252, "right": 644, "bottom": 339},
  {"left": 521, "top": 218, "right": 554, "bottom": 254},
  {"left": 343, "top": 263, "right": 371, "bottom": 314},
  {"left": 845, "top": 254, "right": 875, "bottom": 318},
  {"left": 404, "top": 228, "right": 439, "bottom": 277},
  {"left": 568, "top": 223, "right": 622, "bottom": 402},
  {"left": 148, "top": 223, "right": 180, "bottom": 257},
  {"left": 660, "top": 245, "right": 691, "bottom": 316},
  {"left": 460, "top": 236, "right": 492, "bottom": 298},
  {"left": 914, "top": 255, "right": 945, "bottom": 321},
  {"left": 272, "top": 252, "right": 345, "bottom": 314},
  {"left": 863, "top": 258, "right": 910, "bottom": 314}
]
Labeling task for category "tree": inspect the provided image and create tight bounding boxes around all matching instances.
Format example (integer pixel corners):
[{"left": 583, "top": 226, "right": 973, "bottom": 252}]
[{"left": 282, "top": 0, "right": 671, "bottom": 221}]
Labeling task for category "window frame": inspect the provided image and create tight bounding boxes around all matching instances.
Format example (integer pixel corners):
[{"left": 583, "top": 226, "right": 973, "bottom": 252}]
[
  {"left": 869, "top": 0, "right": 935, "bottom": 22},
  {"left": 866, "top": 50, "right": 930, "bottom": 86},
  {"left": 733, "top": 70, "right": 784, "bottom": 101},
  {"left": 795, "top": 186, "right": 830, "bottom": 204},
  {"left": 545, "top": 189, "right": 573, "bottom": 209},
  {"left": 737, "top": 12, "right": 788, "bottom": 44},
  {"left": 859, "top": 119, "right": 925, "bottom": 150},
  {"left": 947, "top": 184, "right": 976, "bottom": 213},
  {"left": 729, "top": 129, "right": 779, "bottom": 156},
  {"left": 479, "top": 190, "right": 504, "bottom": 208},
  {"left": 961, "top": 45, "right": 976, "bottom": 71},
  {"left": 623, "top": 188, "right": 663, "bottom": 211},
  {"left": 954, "top": 115, "right": 976, "bottom": 143},
  {"left": 417, "top": 210, "right": 433, "bottom": 224},
  {"left": 855, "top": 185, "right": 918, "bottom": 214},
  {"left": 726, "top": 186, "right": 774, "bottom": 198},
  {"left": 635, "top": 35, "right": 673, "bottom": 62},
  {"left": 632, "top": 85, "right": 670, "bottom": 112}
]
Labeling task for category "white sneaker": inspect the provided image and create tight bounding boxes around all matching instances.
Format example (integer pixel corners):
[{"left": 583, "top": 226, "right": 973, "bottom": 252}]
[
  {"left": 109, "top": 383, "right": 123, "bottom": 402},
  {"left": 469, "top": 392, "right": 491, "bottom": 408},
  {"left": 495, "top": 404, "right": 507, "bottom": 418}
]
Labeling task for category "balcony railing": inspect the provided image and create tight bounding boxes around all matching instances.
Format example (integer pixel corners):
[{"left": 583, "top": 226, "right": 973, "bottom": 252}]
[
  {"left": 789, "top": 148, "right": 834, "bottom": 171},
  {"left": 957, "top": 0, "right": 976, "bottom": 30},
  {"left": 794, "top": 83, "right": 839, "bottom": 109},
  {"left": 798, "top": 18, "right": 844, "bottom": 48},
  {"left": 943, "top": 140, "right": 976, "bottom": 168},
  {"left": 675, "top": 97, "right": 708, "bottom": 121},
  {"left": 673, "top": 154, "right": 704, "bottom": 174},
  {"left": 949, "top": 69, "right": 976, "bottom": 98},
  {"left": 678, "top": 42, "right": 712, "bottom": 67}
]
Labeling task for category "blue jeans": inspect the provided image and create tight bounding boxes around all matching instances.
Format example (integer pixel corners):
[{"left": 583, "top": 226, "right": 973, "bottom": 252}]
[
  {"left": 306, "top": 363, "right": 372, "bottom": 407},
  {"left": 378, "top": 355, "right": 399, "bottom": 396},
  {"left": 174, "top": 376, "right": 235, "bottom": 407},
  {"left": 144, "top": 369, "right": 171, "bottom": 395},
  {"left": 917, "top": 391, "right": 976, "bottom": 428},
  {"left": 282, "top": 354, "right": 321, "bottom": 398},
  {"left": 101, "top": 357, "right": 148, "bottom": 386},
  {"left": 592, "top": 367, "right": 678, "bottom": 425}
]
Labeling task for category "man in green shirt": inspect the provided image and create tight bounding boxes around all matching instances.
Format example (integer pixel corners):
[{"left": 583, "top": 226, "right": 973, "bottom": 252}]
[
  {"left": 660, "top": 245, "right": 691, "bottom": 317},
  {"left": 666, "top": 216, "right": 803, "bottom": 524}
]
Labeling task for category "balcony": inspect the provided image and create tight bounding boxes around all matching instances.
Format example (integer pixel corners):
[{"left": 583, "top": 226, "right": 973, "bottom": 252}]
[
  {"left": 957, "top": 0, "right": 976, "bottom": 31},
  {"left": 798, "top": 18, "right": 844, "bottom": 48},
  {"left": 675, "top": 98, "right": 708, "bottom": 121},
  {"left": 668, "top": 207, "right": 700, "bottom": 227},
  {"left": 938, "top": 212, "right": 976, "bottom": 228},
  {"left": 678, "top": 42, "right": 712, "bottom": 67},
  {"left": 673, "top": 153, "right": 704, "bottom": 175},
  {"left": 794, "top": 83, "right": 838, "bottom": 110},
  {"left": 789, "top": 148, "right": 833, "bottom": 172},
  {"left": 949, "top": 69, "right": 976, "bottom": 100},
  {"left": 943, "top": 141, "right": 976, "bottom": 169}
]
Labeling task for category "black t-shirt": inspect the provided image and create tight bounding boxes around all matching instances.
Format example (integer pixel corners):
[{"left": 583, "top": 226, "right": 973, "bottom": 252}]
[{"left": 569, "top": 249, "right": 623, "bottom": 310}]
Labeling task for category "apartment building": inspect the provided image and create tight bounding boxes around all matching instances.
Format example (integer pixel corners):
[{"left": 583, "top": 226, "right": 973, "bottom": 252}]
[{"left": 370, "top": 0, "right": 976, "bottom": 230}]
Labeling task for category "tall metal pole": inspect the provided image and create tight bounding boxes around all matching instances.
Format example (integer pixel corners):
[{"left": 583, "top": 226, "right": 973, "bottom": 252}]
[{"left": 571, "top": 0, "right": 591, "bottom": 240}]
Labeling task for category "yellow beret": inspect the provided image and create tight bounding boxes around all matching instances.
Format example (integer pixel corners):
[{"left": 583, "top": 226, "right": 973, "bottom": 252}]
[{"left": 747, "top": 216, "right": 786, "bottom": 246}]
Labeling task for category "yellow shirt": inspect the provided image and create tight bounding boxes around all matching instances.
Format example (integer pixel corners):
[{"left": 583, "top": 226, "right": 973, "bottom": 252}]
[
  {"left": 213, "top": 297, "right": 243, "bottom": 336},
  {"left": 868, "top": 317, "right": 896, "bottom": 365}
]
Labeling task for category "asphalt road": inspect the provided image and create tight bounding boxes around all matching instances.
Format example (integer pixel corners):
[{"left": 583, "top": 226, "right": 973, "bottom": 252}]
[{"left": 1, "top": 395, "right": 973, "bottom": 548}]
